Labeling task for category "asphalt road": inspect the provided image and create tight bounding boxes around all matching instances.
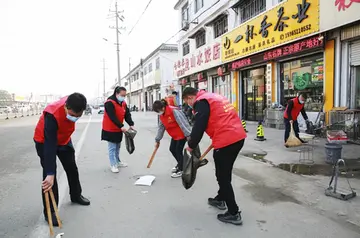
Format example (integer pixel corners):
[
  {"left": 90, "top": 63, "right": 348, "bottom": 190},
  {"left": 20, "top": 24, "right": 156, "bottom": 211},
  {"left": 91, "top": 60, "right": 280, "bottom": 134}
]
[{"left": 0, "top": 112, "right": 359, "bottom": 238}]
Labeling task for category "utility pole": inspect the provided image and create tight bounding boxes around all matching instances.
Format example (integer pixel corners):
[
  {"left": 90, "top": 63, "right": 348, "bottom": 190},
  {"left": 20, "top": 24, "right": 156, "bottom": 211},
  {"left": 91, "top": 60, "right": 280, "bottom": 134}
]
[
  {"left": 101, "top": 59, "right": 108, "bottom": 102},
  {"left": 140, "top": 58, "right": 146, "bottom": 113},
  {"left": 109, "top": 1, "right": 125, "bottom": 86},
  {"left": 128, "top": 57, "right": 132, "bottom": 106}
]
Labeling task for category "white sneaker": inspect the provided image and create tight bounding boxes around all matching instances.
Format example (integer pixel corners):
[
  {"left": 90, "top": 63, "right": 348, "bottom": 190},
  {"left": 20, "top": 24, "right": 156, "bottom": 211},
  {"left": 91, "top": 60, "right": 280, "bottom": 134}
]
[
  {"left": 118, "top": 162, "right": 128, "bottom": 168},
  {"left": 171, "top": 170, "right": 183, "bottom": 178},
  {"left": 171, "top": 166, "right": 178, "bottom": 173},
  {"left": 111, "top": 166, "right": 119, "bottom": 173}
]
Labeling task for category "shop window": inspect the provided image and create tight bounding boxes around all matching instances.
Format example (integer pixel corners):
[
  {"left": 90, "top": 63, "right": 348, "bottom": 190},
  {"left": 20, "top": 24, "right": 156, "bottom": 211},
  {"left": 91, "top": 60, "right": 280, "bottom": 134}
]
[
  {"left": 212, "top": 76, "right": 231, "bottom": 101},
  {"left": 195, "top": 0, "right": 204, "bottom": 13},
  {"left": 213, "top": 15, "right": 228, "bottom": 38},
  {"left": 183, "top": 41, "right": 190, "bottom": 56},
  {"left": 195, "top": 30, "right": 206, "bottom": 48},
  {"left": 156, "top": 57, "right": 160, "bottom": 69},
  {"left": 280, "top": 54, "right": 324, "bottom": 112},
  {"left": 239, "top": 0, "right": 266, "bottom": 24}
]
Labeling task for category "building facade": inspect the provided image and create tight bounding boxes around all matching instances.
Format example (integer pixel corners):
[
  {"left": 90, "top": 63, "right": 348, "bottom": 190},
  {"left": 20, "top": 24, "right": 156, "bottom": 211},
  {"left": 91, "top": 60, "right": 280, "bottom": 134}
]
[
  {"left": 115, "top": 44, "right": 178, "bottom": 110},
  {"left": 174, "top": 0, "right": 235, "bottom": 102},
  {"left": 173, "top": 0, "right": 360, "bottom": 127}
]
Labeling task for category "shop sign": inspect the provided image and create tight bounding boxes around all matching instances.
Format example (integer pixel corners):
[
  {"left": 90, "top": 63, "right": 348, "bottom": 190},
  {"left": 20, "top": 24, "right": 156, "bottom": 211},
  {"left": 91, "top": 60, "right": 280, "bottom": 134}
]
[
  {"left": 174, "top": 40, "right": 221, "bottom": 78},
  {"left": 320, "top": 0, "right": 360, "bottom": 32},
  {"left": 221, "top": 0, "right": 319, "bottom": 63},
  {"left": 229, "top": 35, "right": 324, "bottom": 70}
]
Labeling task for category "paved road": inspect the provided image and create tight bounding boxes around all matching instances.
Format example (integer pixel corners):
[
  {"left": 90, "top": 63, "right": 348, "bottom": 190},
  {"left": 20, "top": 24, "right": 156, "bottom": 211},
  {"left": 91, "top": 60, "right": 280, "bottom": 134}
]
[{"left": 0, "top": 112, "right": 359, "bottom": 238}]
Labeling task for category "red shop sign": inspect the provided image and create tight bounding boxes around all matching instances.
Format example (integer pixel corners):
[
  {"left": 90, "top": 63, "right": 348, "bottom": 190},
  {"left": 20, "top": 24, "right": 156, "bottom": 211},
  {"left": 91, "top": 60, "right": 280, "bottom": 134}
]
[{"left": 229, "top": 35, "right": 324, "bottom": 71}]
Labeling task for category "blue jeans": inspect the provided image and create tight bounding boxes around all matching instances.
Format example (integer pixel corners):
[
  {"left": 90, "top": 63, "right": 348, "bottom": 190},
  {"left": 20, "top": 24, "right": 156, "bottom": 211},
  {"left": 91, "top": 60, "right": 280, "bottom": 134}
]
[{"left": 108, "top": 142, "right": 121, "bottom": 166}]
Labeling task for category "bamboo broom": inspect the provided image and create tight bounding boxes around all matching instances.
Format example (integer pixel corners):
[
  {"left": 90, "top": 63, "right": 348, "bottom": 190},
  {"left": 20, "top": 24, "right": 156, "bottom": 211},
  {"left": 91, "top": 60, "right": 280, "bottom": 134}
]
[{"left": 285, "top": 122, "right": 302, "bottom": 147}]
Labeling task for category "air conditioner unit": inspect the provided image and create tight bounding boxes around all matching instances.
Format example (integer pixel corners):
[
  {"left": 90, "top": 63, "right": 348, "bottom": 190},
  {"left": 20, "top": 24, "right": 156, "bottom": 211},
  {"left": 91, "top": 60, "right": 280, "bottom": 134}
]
[{"left": 182, "top": 20, "right": 190, "bottom": 31}]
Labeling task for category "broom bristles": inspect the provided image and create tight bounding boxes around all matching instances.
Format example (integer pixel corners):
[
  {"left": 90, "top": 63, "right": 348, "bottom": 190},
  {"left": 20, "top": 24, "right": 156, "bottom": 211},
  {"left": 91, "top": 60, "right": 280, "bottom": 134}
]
[{"left": 285, "top": 123, "right": 303, "bottom": 147}]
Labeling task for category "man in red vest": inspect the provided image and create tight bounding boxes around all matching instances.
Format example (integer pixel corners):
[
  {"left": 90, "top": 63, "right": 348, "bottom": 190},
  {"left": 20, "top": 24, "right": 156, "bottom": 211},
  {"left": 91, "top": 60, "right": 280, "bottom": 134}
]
[
  {"left": 182, "top": 87, "right": 247, "bottom": 226},
  {"left": 283, "top": 94, "right": 309, "bottom": 145},
  {"left": 165, "top": 91, "right": 178, "bottom": 107},
  {"left": 33, "top": 93, "right": 89, "bottom": 226}
]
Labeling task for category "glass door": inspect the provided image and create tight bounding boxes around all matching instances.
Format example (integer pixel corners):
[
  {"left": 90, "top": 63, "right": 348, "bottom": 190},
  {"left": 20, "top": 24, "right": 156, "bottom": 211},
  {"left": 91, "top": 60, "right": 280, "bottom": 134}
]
[
  {"left": 242, "top": 67, "right": 266, "bottom": 121},
  {"left": 355, "top": 67, "right": 360, "bottom": 109}
]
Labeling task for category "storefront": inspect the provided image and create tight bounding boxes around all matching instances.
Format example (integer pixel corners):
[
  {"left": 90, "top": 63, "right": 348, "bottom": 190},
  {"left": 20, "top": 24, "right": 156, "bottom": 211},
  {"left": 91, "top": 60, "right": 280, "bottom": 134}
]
[
  {"left": 221, "top": 0, "right": 320, "bottom": 121},
  {"left": 340, "top": 24, "right": 360, "bottom": 109}
]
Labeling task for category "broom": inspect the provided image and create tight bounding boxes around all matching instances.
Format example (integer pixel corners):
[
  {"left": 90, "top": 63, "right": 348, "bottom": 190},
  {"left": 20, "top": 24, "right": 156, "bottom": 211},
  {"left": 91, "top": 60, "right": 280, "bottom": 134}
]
[{"left": 285, "top": 121, "right": 302, "bottom": 147}]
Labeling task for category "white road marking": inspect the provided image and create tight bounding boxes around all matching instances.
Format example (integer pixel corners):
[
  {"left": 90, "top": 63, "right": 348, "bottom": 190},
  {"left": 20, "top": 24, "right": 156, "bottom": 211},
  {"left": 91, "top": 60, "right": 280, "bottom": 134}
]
[{"left": 29, "top": 115, "right": 92, "bottom": 238}]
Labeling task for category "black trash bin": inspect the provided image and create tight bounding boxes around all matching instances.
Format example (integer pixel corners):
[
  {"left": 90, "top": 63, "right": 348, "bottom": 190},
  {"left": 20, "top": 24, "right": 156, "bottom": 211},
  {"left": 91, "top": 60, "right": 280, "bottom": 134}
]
[{"left": 324, "top": 143, "right": 343, "bottom": 164}]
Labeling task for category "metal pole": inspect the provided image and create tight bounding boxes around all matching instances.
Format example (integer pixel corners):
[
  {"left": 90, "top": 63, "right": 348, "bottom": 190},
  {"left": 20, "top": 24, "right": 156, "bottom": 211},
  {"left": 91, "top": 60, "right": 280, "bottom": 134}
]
[
  {"left": 115, "top": 1, "right": 121, "bottom": 86},
  {"left": 141, "top": 58, "right": 146, "bottom": 113},
  {"left": 129, "top": 57, "right": 132, "bottom": 106},
  {"left": 103, "top": 59, "right": 106, "bottom": 102}
]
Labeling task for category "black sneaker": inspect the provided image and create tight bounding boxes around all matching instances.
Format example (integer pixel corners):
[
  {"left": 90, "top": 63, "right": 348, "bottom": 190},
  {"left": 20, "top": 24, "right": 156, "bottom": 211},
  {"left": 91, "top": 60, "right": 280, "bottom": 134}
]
[
  {"left": 208, "top": 197, "right": 226, "bottom": 210},
  {"left": 71, "top": 195, "right": 90, "bottom": 206},
  {"left": 44, "top": 213, "right": 60, "bottom": 227},
  {"left": 217, "top": 211, "right": 243, "bottom": 225}
]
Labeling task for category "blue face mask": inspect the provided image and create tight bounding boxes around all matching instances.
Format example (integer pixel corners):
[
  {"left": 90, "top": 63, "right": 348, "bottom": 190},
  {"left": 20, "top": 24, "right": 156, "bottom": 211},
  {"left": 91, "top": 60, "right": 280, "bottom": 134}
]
[
  {"left": 117, "top": 96, "right": 125, "bottom": 102},
  {"left": 66, "top": 114, "right": 79, "bottom": 122}
]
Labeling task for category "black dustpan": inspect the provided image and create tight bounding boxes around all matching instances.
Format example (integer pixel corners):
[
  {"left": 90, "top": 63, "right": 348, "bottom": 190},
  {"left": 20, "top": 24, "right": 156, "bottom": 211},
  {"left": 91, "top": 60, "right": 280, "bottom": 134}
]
[
  {"left": 182, "top": 146, "right": 208, "bottom": 190},
  {"left": 124, "top": 129, "right": 137, "bottom": 154}
]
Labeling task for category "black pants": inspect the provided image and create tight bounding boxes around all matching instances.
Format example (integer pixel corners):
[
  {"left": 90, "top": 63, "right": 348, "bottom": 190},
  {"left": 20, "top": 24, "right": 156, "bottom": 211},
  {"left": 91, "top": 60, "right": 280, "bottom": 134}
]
[
  {"left": 284, "top": 118, "right": 301, "bottom": 143},
  {"left": 214, "top": 139, "right": 245, "bottom": 215},
  {"left": 169, "top": 138, "right": 187, "bottom": 171},
  {"left": 35, "top": 142, "right": 82, "bottom": 217}
]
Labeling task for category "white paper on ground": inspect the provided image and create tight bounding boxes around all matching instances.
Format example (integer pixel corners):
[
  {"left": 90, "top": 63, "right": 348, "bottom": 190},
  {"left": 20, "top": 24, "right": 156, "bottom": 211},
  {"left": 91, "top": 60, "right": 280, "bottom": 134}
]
[
  {"left": 56, "top": 233, "right": 64, "bottom": 238},
  {"left": 134, "top": 175, "right": 156, "bottom": 186}
]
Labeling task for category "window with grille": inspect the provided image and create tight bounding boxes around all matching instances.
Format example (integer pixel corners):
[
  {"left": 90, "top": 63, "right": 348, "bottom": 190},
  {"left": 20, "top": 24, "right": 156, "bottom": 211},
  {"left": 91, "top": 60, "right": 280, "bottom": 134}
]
[
  {"left": 214, "top": 15, "right": 228, "bottom": 38},
  {"left": 149, "top": 63, "right": 153, "bottom": 72},
  {"left": 156, "top": 58, "right": 160, "bottom": 69},
  {"left": 183, "top": 41, "right": 190, "bottom": 56},
  {"left": 195, "top": 0, "right": 204, "bottom": 13},
  {"left": 195, "top": 30, "right": 206, "bottom": 48},
  {"left": 239, "top": 0, "right": 266, "bottom": 23},
  {"left": 181, "top": 3, "right": 189, "bottom": 28}
]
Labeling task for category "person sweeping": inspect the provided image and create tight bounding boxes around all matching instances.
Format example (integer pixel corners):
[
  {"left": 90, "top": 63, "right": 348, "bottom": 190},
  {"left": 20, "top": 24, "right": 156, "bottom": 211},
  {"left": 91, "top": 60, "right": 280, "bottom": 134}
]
[
  {"left": 283, "top": 94, "right": 309, "bottom": 147},
  {"left": 153, "top": 99, "right": 192, "bottom": 178}
]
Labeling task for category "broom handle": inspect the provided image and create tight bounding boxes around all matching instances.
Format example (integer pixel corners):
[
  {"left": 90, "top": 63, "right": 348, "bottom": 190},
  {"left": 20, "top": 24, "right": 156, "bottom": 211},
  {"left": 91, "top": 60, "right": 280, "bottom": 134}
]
[
  {"left": 44, "top": 192, "right": 54, "bottom": 236},
  {"left": 199, "top": 145, "right": 213, "bottom": 161},
  {"left": 49, "top": 189, "right": 62, "bottom": 228},
  {"left": 147, "top": 146, "right": 159, "bottom": 168}
]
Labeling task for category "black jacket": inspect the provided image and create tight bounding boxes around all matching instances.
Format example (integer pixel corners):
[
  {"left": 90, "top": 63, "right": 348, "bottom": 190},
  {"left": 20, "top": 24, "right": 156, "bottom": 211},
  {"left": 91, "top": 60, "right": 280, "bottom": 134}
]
[{"left": 101, "top": 95, "right": 134, "bottom": 143}]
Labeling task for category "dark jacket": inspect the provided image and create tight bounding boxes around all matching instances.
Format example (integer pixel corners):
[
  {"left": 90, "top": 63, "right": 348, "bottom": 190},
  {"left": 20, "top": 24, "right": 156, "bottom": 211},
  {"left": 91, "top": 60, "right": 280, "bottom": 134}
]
[{"left": 101, "top": 95, "right": 134, "bottom": 143}]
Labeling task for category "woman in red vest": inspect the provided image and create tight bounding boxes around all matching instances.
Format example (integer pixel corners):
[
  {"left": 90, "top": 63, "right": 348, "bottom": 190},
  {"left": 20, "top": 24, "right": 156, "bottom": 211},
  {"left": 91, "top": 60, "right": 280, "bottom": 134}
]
[
  {"left": 153, "top": 99, "right": 192, "bottom": 178},
  {"left": 283, "top": 94, "right": 309, "bottom": 145},
  {"left": 102, "top": 86, "right": 135, "bottom": 173},
  {"left": 33, "top": 93, "right": 89, "bottom": 226},
  {"left": 182, "top": 87, "right": 246, "bottom": 226}
]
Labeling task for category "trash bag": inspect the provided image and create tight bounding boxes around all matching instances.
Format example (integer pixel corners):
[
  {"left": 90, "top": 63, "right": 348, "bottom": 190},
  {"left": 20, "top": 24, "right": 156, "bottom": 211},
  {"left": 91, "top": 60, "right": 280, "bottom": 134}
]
[
  {"left": 124, "top": 129, "right": 137, "bottom": 154},
  {"left": 182, "top": 146, "right": 208, "bottom": 190}
]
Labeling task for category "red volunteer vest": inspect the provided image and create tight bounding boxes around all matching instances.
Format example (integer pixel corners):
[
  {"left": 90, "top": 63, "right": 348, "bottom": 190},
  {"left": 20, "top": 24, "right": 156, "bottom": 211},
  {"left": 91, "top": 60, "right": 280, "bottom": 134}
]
[
  {"left": 284, "top": 97, "right": 304, "bottom": 120},
  {"left": 159, "top": 106, "right": 185, "bottom": 140},
  {"left": 165, "top": 96, "right": 176, "bottom": 107},
  {"left": 102, "top": 99, "right": 126, "bottom": 132},
  {"left": 33, "top": 96, "right": 75, "bottom": 145},
  {"left": 195, "top": 91, "right": 247, "bottom": 149}
]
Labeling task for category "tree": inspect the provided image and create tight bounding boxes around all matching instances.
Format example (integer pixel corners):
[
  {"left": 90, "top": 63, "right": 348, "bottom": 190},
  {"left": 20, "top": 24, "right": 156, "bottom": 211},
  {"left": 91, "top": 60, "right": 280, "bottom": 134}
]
[{"left": 0, "top": 90, "right": 14, "bottom": 106}]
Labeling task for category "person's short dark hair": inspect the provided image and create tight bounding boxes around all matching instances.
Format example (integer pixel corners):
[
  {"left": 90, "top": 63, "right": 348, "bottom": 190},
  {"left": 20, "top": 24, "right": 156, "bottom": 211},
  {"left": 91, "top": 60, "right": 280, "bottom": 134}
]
[
  {"left": 298, "top": 93, "right": 307, "bottom": 100},
  {"left": 66, "top": 93, "right": 87, "bottom": 113},
  {"left": 153, "top": 99, "right": 167, "bottom": 112},
  {"left": 114, "top": 86, "right": 127, "bottom": 95},
  {"left": 182, "top": 87, "right": 198, "bottom": 99},
  {"left": 172, "top": 91, "right": 178, "bottom": 96}
]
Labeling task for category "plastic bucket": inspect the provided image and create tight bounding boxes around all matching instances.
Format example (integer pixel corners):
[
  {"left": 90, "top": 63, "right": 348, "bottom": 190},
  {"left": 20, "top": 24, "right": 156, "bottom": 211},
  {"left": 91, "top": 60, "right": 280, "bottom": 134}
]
[{"left": 324, "top": 143, "right": 343, "bottom": 164}]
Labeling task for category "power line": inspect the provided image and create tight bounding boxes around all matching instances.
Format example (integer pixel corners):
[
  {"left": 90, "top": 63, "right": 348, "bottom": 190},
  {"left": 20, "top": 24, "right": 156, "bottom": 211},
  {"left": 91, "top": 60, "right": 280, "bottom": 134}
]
[{"left": 127, "top": 0, "right": 154, "bottom": 35}]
